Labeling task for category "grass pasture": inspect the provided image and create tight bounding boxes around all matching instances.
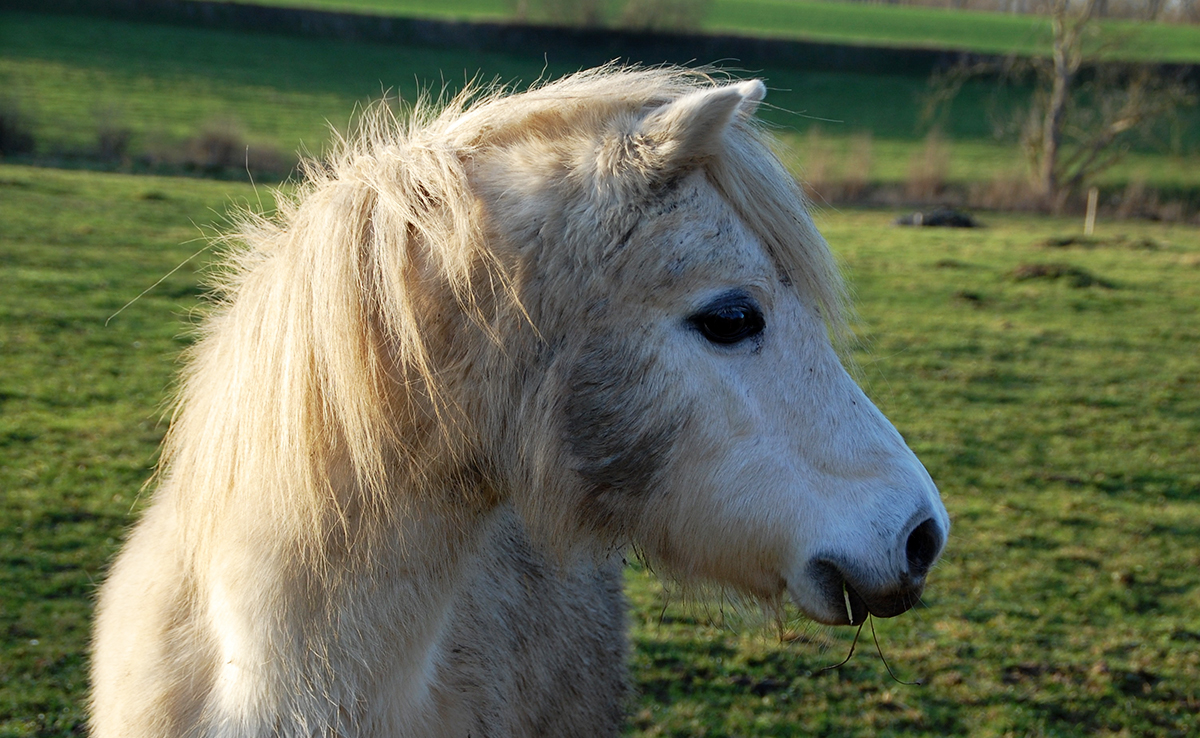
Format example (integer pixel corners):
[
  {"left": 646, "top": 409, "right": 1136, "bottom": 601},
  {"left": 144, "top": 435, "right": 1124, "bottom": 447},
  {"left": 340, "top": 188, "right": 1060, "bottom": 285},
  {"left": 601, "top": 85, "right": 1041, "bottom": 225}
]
[
  {"left": 204, "top": 0, "right": 1200, "bottom": 63},
  {"left": 0, "top": 9, "right": 1007, "bottom": 155},
  {"left": 3, "top": 9, "right": 1199, "bottom": 201},
  {"left": 2, "top": 163, "right": 1199, "bottom": 736}
]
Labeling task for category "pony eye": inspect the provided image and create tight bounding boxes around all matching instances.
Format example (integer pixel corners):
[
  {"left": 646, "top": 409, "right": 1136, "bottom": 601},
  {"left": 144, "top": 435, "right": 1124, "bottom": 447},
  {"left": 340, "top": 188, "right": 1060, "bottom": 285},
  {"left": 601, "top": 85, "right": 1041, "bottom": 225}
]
[{"left": 689, "top": 297, "right": 765, "bottom": 345}]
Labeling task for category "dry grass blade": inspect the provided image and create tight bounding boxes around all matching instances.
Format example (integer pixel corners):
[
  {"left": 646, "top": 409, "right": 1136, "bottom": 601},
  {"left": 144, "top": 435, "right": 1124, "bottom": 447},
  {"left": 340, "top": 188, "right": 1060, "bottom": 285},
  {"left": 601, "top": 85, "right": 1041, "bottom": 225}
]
[{"left": 817, "top": 621, "right": 866, "bottom": 674}]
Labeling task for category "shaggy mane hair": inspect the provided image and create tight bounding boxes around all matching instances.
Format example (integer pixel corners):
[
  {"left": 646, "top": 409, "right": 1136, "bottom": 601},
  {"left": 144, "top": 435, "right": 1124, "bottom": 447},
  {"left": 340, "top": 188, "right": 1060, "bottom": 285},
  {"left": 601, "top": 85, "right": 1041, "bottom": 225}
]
[{"left": 161, "top": 65, "right": 847, "bottom": 563}]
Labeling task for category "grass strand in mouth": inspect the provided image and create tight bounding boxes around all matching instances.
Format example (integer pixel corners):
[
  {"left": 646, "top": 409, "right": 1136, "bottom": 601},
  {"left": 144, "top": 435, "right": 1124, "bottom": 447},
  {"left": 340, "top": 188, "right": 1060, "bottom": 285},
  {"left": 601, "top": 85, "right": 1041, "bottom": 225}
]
[
  {"left": 816, "top": 614, "right": 924, "bottom": 686},
  {"left": 819, "top": 620, "right": 866, "bottom": 674},
  {"left": 871, "top": 616, "right": 922, "bottom": 687}
]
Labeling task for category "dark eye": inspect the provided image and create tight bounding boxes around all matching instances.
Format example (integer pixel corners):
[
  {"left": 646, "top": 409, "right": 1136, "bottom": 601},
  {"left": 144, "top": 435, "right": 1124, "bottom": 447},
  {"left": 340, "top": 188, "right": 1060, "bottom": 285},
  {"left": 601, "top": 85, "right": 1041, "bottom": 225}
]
[{"left": 689, "top": 297, "right": 765, "bottom": 345}]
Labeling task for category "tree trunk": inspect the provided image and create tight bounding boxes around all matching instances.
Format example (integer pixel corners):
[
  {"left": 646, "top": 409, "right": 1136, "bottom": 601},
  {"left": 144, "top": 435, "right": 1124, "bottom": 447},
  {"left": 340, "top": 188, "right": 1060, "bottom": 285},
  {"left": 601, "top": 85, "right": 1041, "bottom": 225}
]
[{"left": 1041, "top": 11, "right": 1071, "bottom": 211}]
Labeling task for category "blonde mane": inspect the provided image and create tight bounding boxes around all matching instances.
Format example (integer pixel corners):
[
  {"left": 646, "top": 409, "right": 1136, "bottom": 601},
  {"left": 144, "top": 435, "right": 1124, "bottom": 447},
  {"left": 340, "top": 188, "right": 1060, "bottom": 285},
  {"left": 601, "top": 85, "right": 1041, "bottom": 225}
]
[{"left": 161, "top": 65, "right": 847, "bottom": 561}]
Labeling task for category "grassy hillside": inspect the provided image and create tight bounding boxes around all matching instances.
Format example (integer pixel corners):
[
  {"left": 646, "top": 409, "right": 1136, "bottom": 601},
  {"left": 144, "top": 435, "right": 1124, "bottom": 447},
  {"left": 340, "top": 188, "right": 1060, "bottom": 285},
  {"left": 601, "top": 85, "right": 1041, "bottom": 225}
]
[
  {"left": 220, "top": 0, "right": 1200, "bottom": 63},
  {"left": 707, "top": 0, "right": 1200, "bottom": 62},
  {"left": 3, "top": 9, "right": 1198, "bottom": 197},
  {"left": 3, "top": 163, "right": 1199, "bottom": 737},
  {"left": 0, "top": 10, "right": 557, "bottom": 161},
  {"left": 0, "top": 9, "right": 985, "bottom": 151}
]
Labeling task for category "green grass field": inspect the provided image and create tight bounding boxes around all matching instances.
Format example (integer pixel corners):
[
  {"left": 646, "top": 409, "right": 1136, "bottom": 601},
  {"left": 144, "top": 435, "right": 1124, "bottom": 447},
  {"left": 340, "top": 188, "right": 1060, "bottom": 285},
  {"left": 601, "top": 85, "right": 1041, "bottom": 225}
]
[
  {"left": 213, "top": 0, "right": 1200, "bottom": 63},
  {"left": 0, "top": 8, "right": 990, "bottom": 153},
  {"left": 3, "top": 162, "right": 1198, "bottom": 737},
  {"left": 3, "top": 9, "right": 1199, "bottom": 196}
]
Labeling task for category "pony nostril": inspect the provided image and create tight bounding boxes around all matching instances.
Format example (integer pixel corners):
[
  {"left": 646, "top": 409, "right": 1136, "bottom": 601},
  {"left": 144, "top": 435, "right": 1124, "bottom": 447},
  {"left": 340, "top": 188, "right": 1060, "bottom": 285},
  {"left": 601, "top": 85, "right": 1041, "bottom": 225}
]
[{"left": 905, "top": 518, "right": 942, "bottom": 579}]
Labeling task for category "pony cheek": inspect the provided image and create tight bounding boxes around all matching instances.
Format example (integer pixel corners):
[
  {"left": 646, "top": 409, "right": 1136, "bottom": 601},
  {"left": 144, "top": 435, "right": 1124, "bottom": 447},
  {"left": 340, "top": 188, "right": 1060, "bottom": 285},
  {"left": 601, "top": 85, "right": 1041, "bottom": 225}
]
[
  {"left": 633, "top": 451, "right": 802, "bottom": 599},
  {"left": 543, "top": 331, "right": 689, "bottom": 538},
  {"left": 506, "top": 367, "right": 683, "bottom": 550}
]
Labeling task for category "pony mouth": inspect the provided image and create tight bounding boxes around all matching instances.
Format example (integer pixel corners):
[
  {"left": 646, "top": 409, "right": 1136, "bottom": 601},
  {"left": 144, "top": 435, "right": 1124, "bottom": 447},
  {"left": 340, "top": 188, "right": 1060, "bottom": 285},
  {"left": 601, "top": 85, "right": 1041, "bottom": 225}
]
[
  {"left": 841, "top": 582, "right": 871, "bottom": 626},
  {"left": 806, "top": 559, "right": 923, "bottom": 626}
]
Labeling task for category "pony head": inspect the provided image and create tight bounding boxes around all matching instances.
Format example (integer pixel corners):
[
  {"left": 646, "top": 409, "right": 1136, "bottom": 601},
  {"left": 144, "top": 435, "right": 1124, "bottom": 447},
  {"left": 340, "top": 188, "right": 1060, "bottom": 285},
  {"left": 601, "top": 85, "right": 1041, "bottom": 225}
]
[{"left": 204, "top": 67, "right": 948, "bottom": 626}]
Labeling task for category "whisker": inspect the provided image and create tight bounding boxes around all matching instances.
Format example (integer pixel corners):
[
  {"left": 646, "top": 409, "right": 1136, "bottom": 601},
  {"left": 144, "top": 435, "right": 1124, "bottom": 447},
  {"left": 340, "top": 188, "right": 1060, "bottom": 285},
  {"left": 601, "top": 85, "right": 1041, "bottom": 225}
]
[{"left": 106, "top": 239, "right": 215, "bottom": 326}]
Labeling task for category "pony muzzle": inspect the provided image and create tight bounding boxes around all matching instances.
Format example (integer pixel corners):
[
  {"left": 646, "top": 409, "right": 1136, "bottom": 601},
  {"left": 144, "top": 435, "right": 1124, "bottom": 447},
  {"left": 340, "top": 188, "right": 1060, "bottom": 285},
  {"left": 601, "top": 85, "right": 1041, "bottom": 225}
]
[
  {"left": 803, "top": 515, "right": 946, "bottom": 625},
  {"left": 805, "top": 558, "right": 921, "bottom": 625}
]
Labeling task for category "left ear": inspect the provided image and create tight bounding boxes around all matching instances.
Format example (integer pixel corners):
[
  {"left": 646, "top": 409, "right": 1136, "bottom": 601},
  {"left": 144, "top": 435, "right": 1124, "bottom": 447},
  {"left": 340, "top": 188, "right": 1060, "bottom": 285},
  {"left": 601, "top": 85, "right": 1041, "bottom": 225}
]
[{"left": 638, "top": 80, "right": 766, "bottom": 178}]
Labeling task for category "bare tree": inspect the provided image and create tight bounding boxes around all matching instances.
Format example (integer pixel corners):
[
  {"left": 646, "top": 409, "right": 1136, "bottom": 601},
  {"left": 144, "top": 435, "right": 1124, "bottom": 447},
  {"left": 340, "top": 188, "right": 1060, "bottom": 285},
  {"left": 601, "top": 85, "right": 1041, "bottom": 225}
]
[
  {"left": 926, "top": 0, "right": 1195, "bottom": 212},
  {"left": 1027, "top": 0, "right": 1194, "bottom": 210},
  {"left": 1033, "top": 0, "right": 1093, "bottom": 205}
]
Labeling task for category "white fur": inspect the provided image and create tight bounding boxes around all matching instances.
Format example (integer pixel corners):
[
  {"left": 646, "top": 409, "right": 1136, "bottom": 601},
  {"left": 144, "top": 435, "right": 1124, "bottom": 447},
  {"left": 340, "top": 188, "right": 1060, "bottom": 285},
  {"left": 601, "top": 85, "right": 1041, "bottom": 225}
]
[{"left": 91, "top": 66, "right": 947, "bottom": 737}]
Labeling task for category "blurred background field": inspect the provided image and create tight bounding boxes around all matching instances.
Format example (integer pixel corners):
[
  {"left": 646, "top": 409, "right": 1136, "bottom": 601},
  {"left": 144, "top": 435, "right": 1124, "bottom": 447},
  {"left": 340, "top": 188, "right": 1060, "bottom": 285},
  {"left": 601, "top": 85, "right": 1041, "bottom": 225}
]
[
  {"left": 2, "top": 1, "right": 1199, "bottom": 736},
  {"left": 3, "top": 1, "right": 1199, "bottom": 213},
  {"left": 145, "top": 0, "right": 1200, "bottom": 62}
]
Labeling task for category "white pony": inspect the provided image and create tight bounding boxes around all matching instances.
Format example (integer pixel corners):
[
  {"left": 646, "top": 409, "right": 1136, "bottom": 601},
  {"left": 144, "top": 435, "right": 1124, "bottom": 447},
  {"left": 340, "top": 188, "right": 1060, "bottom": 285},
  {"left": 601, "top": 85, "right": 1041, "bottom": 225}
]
[{"left": 91, "top": 66, "right": 949, "bottom": 737}]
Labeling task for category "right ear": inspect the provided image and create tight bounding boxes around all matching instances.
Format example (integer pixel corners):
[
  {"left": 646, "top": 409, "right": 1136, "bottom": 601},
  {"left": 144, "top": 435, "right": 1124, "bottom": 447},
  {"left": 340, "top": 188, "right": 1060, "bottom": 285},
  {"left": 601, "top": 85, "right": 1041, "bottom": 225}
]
[{"left": 636, "top": 80, "right": 766, "bottom": 178}]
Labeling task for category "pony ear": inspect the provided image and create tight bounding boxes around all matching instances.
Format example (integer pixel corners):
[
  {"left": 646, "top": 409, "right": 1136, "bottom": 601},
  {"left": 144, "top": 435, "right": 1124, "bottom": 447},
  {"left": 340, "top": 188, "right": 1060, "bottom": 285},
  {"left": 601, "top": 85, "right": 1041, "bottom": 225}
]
[{"left": 637, "top": 80, "right": 766, "bottom": 176}]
